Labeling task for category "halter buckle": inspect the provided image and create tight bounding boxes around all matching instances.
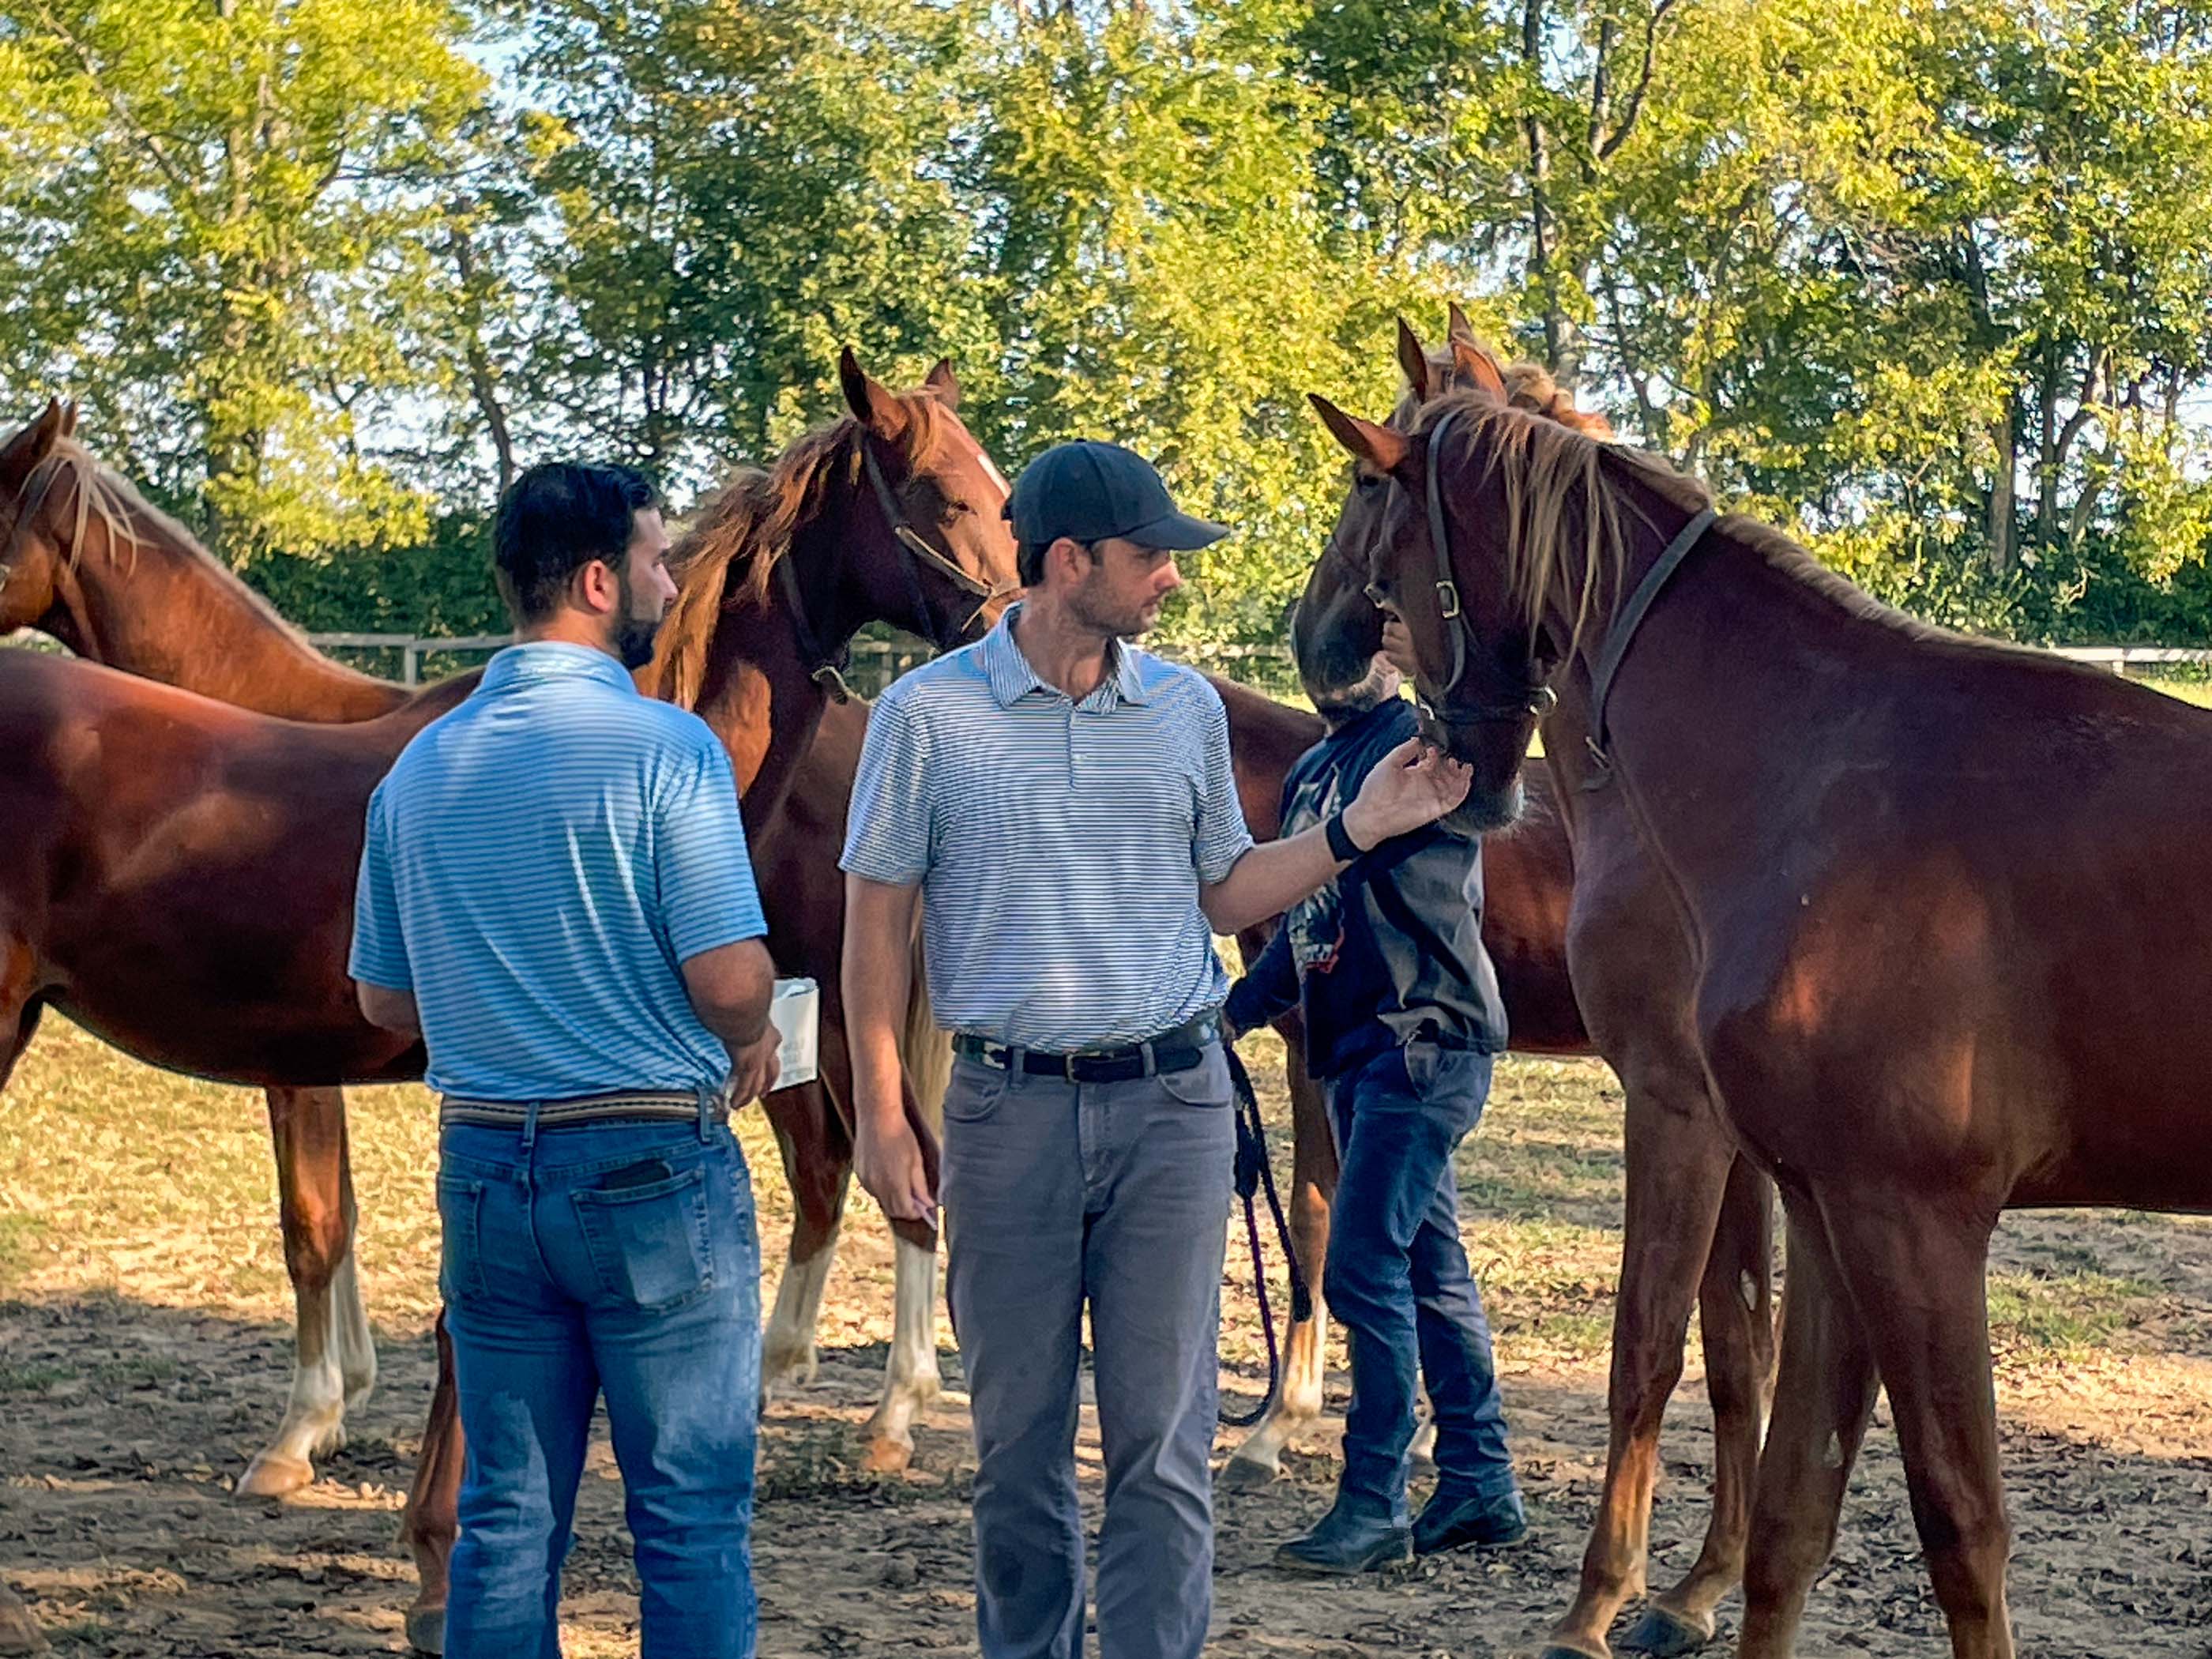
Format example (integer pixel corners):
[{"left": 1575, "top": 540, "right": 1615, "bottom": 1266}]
[{"left": 1435, "top": 579, "right": 1462, "bottom": 620}]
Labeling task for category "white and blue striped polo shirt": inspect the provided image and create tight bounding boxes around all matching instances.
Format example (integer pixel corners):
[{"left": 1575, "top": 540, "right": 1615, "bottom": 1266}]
[
  {"left": 349, "top": 642, "right": 769, "bottom": 1101},
  {"left": 841, "top": 604, "right": 1255, "bottom": 1051}
]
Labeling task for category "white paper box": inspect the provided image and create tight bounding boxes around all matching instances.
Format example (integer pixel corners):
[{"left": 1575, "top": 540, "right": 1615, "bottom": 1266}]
[{"left": 766, "top": 977, "right": 820, "bottom": 1093}]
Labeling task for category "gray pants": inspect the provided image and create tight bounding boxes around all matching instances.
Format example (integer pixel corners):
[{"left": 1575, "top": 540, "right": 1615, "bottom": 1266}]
[{"left": 940, "top": 1043, "right": 1236, "bottom": 1659}]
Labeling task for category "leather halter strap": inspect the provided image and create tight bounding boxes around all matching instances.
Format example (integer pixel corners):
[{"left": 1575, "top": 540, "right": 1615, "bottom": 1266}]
[
  {"left": 778, "top": 428, "right": 1018, "bottom": 702},
  {"left": 1411, "top": 409, "right": 1560, "bottom": 728},
  {"left": 1583, "top": 505, "right": 1717, "bottom": 768}
]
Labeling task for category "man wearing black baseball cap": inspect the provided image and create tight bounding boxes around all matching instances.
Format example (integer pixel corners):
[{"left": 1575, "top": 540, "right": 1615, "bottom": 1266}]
[{"left": 841, "top": 440, "right": 1473, "bottom": 1659}]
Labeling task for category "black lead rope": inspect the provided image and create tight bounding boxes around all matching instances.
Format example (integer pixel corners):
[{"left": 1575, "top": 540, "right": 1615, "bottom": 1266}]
[{"left": 1220, "top": 1041, "right": 1312, "bottom": 1428}]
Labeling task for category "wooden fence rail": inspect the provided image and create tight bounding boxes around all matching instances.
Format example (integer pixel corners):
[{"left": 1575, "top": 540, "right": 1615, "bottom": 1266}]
[{"left": 303, "top": 634, "right": 2212, "bottom": 696}]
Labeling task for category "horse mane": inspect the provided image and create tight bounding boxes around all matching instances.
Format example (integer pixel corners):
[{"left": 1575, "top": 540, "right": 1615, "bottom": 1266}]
[
  {"left": 648, "top": 389, "right": 961, "bottom": 709},
  {"left": 1409, "top": 386, "right": 1698, "bottom": 653},
  {"left": 7, "top": 438, "right": 149, "bottom": 574},
  {"left": 1416, "top": 344, "right": 2011, "bottom": 663}
]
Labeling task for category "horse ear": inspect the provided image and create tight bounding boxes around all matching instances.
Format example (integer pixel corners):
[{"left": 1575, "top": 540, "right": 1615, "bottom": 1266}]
[
  {"left": 838, "top": 346, "right": 907, "bottom": 437},
  {"left": 0, "top": 397, "right": 69, "bottom": 485},
  {"left": 1446, "top": 301, "right": 1477, "bottom": 346},
  {"left": 1395, "top": 318, "right": 1431, "bottom": 401},
  {"left": 59, "top": 400, "right": 78, "bottom": 438},
  {"left": 1449, "top": 338, "right": 1510, "bottom": 401},
  {"left": 923, "top": 357, "right": 961, "bottom": 412},
  {"left": 1308, "top": 393, "right": 1410, "bottom": 473}
]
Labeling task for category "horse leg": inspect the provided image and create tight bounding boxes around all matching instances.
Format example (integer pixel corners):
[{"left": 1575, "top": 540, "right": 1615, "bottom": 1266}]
[
  {"left": 761, "top": 1082, "right": 848, "bottom": 1398},
  {"left": 1544, "top": 1067, "right": 1736, "bottom": 1659},
  {"left": 239, "top": 1085, "right": 369, "bottom": 1497},
  {"left": 0, "top": 958, "right": 47, "bottom": 1654},
  {"left": 1821, "top": 1196, "right": 2013, "bottom": 1659},
  {"left": 1737, "top": 1200, "right": 1878, "bottom": 1659},
  {"left": 397, "top": 1309, "right": 461, "bottom": 1657},
  {"left": 1627, "top": 1153, "right": 1778, "bottom": 1656},
  {"left": 1221, "top": 1043, "right": 1334, "bottom": 1490}
]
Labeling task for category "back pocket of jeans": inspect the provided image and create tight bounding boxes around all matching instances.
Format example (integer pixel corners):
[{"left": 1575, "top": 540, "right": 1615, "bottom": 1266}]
[
  {"left": 571, "top": 1164, "right": 714, "bottom": 1313},
  {"left": 436, "top": 1177, "right": 488, "bottom": 1304}
]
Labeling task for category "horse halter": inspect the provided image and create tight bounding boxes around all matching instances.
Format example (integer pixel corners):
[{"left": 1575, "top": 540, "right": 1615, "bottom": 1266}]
[
  {"left": 1410, "top": 408, "right": 1559, "bottom": 728},
  {"left": 777, "top": 426, "right": 1016, "bottom": 702}
]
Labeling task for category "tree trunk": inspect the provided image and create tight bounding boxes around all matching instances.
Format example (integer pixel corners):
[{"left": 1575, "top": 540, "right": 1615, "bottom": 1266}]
[{"left": 1986, "top": 401, "right": 2018, "bottom": 575}]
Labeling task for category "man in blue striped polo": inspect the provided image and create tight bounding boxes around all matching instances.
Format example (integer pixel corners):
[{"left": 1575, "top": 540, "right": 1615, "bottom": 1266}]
[
  {"left": 839, "top": 440, "right": 1474, "bottom": 1659},
  {"left": 351, "top": 461, "right": 785, "bottom": 1659}
]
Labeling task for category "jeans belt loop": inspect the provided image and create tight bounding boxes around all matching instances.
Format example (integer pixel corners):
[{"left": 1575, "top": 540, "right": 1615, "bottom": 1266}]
[
  {"left": 1008, "top": 1044, "right": 1025, "bottom": 1087},
  {"left": 1139, "top": 1039, "right": 1157, "bottom": 1078},
  {"left": 695, "top": 1082, "right": 716, "bottom": 1142},
  {"left": 520, "top": 1098, "right": 542, "bottom": 1155}
]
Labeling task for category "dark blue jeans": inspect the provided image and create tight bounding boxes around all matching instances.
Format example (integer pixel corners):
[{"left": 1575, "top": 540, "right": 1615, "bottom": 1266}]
[
  {"left": 1322, "top": 1042, "right": 1518, "bottom": 1526},
  {"left": 437, "top": 1109, "right": 761, "bottom": 1659}
]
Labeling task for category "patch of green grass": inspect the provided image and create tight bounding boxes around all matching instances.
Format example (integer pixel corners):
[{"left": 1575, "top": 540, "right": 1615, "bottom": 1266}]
[
  {"left": 1987, "top": 1268, "right": 2164, "bottom": 1355},
  {"left": 0, "top": 1360, "right": 78, "bottom": 1391}
]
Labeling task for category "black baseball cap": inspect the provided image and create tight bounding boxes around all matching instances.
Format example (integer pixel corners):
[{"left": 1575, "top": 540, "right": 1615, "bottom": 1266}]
[{"left": 1004, "top": 440, "right": 1230, "bottom": 551}]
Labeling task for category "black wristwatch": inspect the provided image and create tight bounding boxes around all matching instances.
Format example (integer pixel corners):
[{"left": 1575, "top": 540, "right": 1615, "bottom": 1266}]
[{"left": 1324, "top": 810, "right": 1367, "bottom": 863}]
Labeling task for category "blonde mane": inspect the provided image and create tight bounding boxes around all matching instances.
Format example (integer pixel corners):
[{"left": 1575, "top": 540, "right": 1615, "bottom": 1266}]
[
  {"left": 648, "top": 390, "right": 961, "bottom": 709},
  {"left": 1412, "top": 384, "right": 1712, "bottom": 655},
  {"left": 6, "top": 438, "right": 149, "bottom": 573}
]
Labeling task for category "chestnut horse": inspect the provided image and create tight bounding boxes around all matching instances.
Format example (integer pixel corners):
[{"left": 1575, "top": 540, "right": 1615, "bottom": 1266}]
[
  {"left": 0, "top": 373, "right": 991, "bottom": 1488},
  {"left": 1321, "top": 359, "right": 2212, "bottom": 1659},
  {"left": 1299, "top": 320, "right": 1778, "bottom": 1658},
  {"left": 0, "top": 353, "right": 1019, "bottom": 1654}
]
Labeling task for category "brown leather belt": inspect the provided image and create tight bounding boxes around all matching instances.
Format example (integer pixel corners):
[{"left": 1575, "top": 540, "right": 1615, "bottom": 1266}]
[{"left": 438, "top": 1087, "right": 728, "bottom": 1132}]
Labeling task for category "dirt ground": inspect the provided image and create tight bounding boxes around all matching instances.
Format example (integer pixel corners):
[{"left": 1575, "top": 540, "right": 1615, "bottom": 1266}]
[{"left": 2, "top": 1020, "right": 2210, "bottom": 1657}]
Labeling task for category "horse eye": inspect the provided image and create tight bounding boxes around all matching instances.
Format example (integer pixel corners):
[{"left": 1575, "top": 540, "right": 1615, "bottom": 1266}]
[
  {"left": 941, "top": 498, "right": 971, "bottom": 521},
  {"left": 1356, "top": 472, "right": 1384, "bottom": 496}
]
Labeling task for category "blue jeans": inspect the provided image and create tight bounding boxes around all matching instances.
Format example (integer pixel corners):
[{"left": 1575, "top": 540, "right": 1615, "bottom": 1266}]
[
  {"left": 1322, "top": 1043, "right": 1518, "bottom": 1525},
  {"left": 437, "top": 1109, "right": 762, "bottom": 1659}
]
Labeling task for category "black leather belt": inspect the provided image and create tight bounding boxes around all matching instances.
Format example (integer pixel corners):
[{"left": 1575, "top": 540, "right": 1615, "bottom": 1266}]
[{"left": 953, "top": 1016, "right": 1220, "bottom": 1083}]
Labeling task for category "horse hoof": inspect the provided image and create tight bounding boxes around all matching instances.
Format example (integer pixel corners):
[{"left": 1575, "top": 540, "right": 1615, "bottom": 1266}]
[
  {"left": 235, "top": 1450, "right": 314, "bottom": 1499},
  {"left": 0, "top": 1588, "right": 48, "bottom": 1655},
  {"left": 1620, "top": 1604, "right": 1715, "bottom": 1657},
  {"left": 761, "top": 1353, "right": 818, "bottom": 1397},
  {"left": 860, "top": 1434, "right": 913, "bottom": 1474},
  {"left": 1217, "top": 1455, "right": 1281, "bottom": 1492},
  {"left": 403, "top": 1601, "right": 446, "bottom": 1657}
]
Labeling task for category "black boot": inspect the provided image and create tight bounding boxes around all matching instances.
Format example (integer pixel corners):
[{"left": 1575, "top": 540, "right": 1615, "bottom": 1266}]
[
  {"left": 1272, "top": 1499, "right": 1412, "bottom": 1576},
  {"left": 1412, "top": 1483, "right": 1527, "bottom": 1556}
]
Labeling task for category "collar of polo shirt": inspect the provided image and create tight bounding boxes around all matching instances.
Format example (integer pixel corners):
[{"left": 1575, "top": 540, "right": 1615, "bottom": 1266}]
[
  {"left": 980, "top": 601, "right": 1150, "bottom": 709},
  {"left": 482, "top": 640, "right": 639, "bottom": 693}
]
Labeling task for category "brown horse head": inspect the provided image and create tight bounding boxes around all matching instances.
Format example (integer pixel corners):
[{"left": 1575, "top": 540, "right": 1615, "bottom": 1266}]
[
  {"left": 0, "top": 397, "right": 146, "bottom": 650},
  {"left": 1312, "top": 341, "right": 1702, "bottom": 818},
  {"left": 1301, "top": 322, "right": 1617, "bottom": 824},
  {"left": 1294, "top": 322, "right": 1542, "bottom": 705},
  {"left": 649, "top": 348, "right": 1019, "bottom": 710}
]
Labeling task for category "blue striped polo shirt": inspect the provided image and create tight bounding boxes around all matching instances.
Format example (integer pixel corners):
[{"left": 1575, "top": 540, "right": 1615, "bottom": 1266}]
[
  {"left": 841, "top": 604, "right": 1255, "bottom": 1051},
  {"left": 349, "top": 642, "right": 769, "bottom": 1100}
]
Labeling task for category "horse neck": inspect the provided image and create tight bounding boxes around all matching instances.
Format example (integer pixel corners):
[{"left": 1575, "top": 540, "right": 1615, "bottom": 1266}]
[
  {"left": 683, "top": 510, "right": 863, "bottom": 831},
  {"left": 1540, "top": 484, "right": 1893, "bottom": 858},
  {"left": 51, "top": 501, "right": 406, "bottom": 720}
]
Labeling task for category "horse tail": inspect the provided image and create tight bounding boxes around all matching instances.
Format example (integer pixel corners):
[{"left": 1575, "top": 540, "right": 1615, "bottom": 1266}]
[{"left": 896, "top": 917, "right": 950, "bottom": 1134}]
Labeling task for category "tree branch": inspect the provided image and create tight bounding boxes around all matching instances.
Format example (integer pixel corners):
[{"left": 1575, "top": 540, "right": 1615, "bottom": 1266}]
[
  {"left": 34, "top": 1, "right": 199, "bottom": 198},
  {"left": 1597, "top": 0, "right": 1682, "bottom": 162}
]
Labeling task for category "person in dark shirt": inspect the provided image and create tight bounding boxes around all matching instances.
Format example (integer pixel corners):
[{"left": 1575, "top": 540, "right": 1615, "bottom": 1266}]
[{"left": 1224, "top": 615, "right": 1525, "bottom": 1574}]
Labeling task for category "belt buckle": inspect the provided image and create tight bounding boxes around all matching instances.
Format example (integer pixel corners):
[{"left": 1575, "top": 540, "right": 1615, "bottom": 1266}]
[{"left": 1063, "top": 1050, "right": 1083, "bottom": 1082}]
